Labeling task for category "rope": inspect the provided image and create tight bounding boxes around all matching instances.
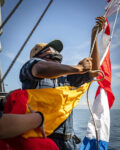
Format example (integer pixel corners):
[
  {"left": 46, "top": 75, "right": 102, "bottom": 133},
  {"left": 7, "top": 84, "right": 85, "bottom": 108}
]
[
  {"left": 0, "top": 0, "right": 23, "bottom": 30},
  {"left": 89, "top": 28, "right": 99, "bottom": 57},
  {"left": 0, "top": 0, "right": 53, "bottom": 83},
  {"left": 87, "top": 70, "right": 105, "bottom": 150}
]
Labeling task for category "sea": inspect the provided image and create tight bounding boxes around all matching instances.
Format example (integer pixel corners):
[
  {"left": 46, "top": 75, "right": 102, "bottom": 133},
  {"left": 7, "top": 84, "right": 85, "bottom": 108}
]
[{"left": 73, "top": 109, "right": 120, "bottom": 150}]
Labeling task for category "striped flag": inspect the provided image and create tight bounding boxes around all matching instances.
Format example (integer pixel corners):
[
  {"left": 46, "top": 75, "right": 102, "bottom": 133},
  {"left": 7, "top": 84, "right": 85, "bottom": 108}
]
[{"left": 79, "top": 19, "right": 115, "bottom": 150}]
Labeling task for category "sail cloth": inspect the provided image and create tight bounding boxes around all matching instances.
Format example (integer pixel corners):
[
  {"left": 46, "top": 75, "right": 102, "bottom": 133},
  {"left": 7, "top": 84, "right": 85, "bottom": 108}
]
[
  {"left": 79, "top": 19, "right": 115, "bottom": 149},
  {"left": 105, "top": 0, "right": 120, "bottom": 17},
  {"left": 3, "top": 83, "right": 89, "bottom": 138}
]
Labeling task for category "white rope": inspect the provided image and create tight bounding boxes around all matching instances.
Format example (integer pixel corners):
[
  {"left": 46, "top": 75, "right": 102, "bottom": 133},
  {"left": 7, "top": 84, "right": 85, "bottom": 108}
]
[{"left": 89, "top": 27, "right": 99, "bottom": 57}]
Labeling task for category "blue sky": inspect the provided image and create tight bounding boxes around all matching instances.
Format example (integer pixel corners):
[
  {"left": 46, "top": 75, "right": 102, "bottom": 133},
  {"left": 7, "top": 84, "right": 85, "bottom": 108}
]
[{"left": 0, "top": 0, "right": 120, "bottom": 109}]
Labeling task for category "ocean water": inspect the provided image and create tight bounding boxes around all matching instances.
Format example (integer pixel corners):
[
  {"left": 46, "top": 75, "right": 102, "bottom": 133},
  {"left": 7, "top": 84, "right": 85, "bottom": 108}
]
[{"left": 73, "top": 109, "right": 120, "bottom": 150}]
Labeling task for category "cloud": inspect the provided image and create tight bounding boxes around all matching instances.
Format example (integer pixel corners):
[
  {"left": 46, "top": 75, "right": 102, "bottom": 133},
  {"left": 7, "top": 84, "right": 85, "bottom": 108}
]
[
  {"left": 112, "top": 64, "right": 120, "bottom": 86},
  {"left": 112, "top": 64, "right": 120, "bottom": 70},
  {"left": 112, "top": 72, "right": 120, "bottom": 87},
  {"left": 62, "top": 41, "right": 90, "bottom": 65},
  {"left": 3, "top": 52, "right": 25, "bottom": 64},
  {"left": 75, "top": 41, "right": 90, "bottom": 50},
  {"left": 112, "top": 78, "right": 120, "bottom": 87},
  {"left": 114, "top": 72, "right": 120, "bottom": 78},
  {"left": 109, "top": 18, "right": 120, "bottom": 30},
  {"left": 111, "top": 32, "right": 120, "bottom": 50},
  {"left": 64, "top": 41, "right": 90, "bottom": 51},
  {"left": 109, "top": 21, "right": 114, "bottom": 29},
  {"left": 110, "top": 19, "right": 120, "bottom": 50}
]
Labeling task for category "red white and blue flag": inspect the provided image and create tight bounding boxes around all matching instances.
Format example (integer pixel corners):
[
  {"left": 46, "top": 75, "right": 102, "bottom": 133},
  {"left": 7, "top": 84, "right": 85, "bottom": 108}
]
[{"left": 79, "top": 18, "right": 115, "bottom": 150}]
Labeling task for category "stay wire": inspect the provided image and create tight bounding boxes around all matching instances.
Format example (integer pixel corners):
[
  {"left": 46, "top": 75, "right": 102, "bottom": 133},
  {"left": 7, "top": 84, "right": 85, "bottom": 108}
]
[
  {"left": 0, "top": 0, "right": 53, "bottom": 83},
  {"left": 0, "top": 0, "right": 23, "bottom": 30}
]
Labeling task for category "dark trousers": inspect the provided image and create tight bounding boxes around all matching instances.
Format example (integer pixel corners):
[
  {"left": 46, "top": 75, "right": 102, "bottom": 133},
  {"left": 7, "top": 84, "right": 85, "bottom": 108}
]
[{"left": 49, "top": 133, "right": 77, "bottom": 150}]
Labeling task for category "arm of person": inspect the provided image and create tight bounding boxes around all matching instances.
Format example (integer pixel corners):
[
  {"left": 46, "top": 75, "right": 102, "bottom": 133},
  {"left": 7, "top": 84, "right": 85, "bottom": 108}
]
[
  {"left": 89, "top": 16, "right": 106, "bottom": 77},
  {"left": 31, "top": 57, "right": 92, "bottom": 79},
  {"left": 0, "top": 112, "right": 45, "bottom": 139}
]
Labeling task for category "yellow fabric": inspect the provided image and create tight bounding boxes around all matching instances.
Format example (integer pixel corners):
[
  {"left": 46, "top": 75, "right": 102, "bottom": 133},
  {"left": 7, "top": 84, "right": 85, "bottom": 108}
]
[{"left": 22, "top": 83, "right": 89, "bottom": 138}]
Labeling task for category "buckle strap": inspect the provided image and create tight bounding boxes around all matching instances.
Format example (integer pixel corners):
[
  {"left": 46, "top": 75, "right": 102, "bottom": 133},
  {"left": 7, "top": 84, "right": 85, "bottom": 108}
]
[
  {"left": 72, "top": 135, "right": 81, "bottom": 144},
  {"left": 64, "top": 133, "right": 73, "bottom": 140}
]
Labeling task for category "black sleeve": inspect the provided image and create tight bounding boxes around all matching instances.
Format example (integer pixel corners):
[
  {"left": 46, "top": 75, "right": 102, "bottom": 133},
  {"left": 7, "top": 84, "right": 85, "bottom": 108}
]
[
  {"left": 67, "top": 72, "right": 93, "bottom": 87},
  {"left": 19, "top": 58, "right": 44, "bottom": 82}
]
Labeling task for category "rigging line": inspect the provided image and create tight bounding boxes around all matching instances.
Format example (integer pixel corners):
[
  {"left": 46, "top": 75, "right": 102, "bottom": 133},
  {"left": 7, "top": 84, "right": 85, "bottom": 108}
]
[
  {"left": 0, "top": 0, "right": 53, "bottom": 83},
  {"left": 89, "top": 27, "right": 99, "bottom": 57},
  {"left": 0, "top": 0, "right": 23, "bottom": 30}
]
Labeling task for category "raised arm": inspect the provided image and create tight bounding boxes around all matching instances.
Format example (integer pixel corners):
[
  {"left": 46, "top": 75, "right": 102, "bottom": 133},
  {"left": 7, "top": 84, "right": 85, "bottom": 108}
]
[{"left": 89, "top": 16, "right": 106, "bottom": 77}]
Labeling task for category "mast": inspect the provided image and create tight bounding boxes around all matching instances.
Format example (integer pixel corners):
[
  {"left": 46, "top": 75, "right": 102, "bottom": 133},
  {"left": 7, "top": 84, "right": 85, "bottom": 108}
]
[{"left": 0, "top": 0, "right": 5, "bottom": 98}]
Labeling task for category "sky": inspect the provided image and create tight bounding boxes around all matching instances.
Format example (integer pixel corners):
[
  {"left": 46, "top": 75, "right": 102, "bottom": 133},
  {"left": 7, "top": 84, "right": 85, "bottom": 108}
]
[{"left": 0, "top": 0, "right": 120, "bottom": 109}]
